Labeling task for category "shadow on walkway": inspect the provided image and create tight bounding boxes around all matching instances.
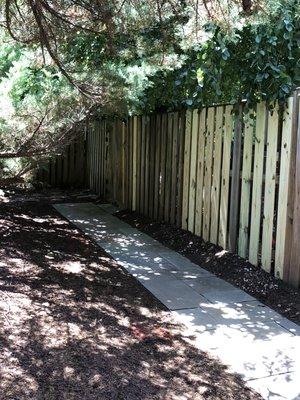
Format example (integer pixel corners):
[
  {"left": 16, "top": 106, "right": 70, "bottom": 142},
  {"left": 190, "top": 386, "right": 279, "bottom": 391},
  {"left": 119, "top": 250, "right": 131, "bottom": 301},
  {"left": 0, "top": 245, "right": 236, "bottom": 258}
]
[{"left": 0, "top": 198, "right": 261, "bottom": 399}]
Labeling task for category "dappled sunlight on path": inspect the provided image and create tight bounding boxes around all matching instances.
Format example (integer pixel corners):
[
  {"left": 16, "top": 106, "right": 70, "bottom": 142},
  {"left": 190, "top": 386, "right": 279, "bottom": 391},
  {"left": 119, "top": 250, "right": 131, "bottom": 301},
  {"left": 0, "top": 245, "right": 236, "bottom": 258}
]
[{"left": 0, "top": 200, "right": 260, "bottom": 400}]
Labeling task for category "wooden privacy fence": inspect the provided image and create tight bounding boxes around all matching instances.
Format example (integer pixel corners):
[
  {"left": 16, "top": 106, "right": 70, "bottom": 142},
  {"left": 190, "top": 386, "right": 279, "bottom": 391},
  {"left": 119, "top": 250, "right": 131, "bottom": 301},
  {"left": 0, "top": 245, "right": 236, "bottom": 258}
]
[
  {"left": 86, "top": 92, "right": 300, "bottom": 287},
  {"left": 36, "top": 129, "right": 86, "bottom": 188},
  {"left": 38, "top": 92, "right": 300, "bottom": 287}
]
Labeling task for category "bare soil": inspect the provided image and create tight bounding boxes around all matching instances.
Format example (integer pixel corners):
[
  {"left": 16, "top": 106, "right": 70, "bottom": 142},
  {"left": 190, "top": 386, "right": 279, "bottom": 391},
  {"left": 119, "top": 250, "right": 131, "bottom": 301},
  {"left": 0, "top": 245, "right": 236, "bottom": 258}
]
[
  {"left": 0, "top": 190, "right": 262, "bottom": 400},
  {"left": 116, "top": 210, "right": 300, "bottom": 324}
]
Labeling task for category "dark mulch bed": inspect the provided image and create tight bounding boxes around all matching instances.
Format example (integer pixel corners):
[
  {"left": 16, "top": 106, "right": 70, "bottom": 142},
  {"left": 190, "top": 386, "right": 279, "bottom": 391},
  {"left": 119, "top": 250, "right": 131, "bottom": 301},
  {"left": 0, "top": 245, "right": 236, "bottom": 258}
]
[
  {"left": 116, "top": 210, "right": 300, "bottom": 324},
  {"left": 0, "top": 192, "right": 261, "bottom": 400}
]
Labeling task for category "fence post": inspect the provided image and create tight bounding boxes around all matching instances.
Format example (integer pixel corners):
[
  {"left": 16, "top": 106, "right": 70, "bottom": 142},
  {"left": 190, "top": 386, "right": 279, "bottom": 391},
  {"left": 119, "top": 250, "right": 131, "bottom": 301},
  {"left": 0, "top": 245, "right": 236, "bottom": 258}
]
[{"left": 284, "top": 90, "right": 300, "bottom": 287}]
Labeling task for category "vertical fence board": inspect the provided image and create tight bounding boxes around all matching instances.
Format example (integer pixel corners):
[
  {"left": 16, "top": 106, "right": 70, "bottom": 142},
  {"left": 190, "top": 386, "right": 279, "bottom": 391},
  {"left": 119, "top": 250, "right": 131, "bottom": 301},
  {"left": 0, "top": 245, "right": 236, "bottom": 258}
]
[
  {"left": 249, "top": 102, "right": 267, "bottom": 266},
  {"left": 154, "top": 114, "right": 162, "bottom": 220},
  {"left": 164, "top": 113, "right": 173, "bottom": 222},
  {"left": 63, "top": 146, "right": 69, "bottom": 185},
  {"left": 170, "top": 113, "right": 179, "bottom": 224},
  {"left": 210, "top": 106, "right": 223, "bottom": 244},
  {"left": 275, "top": 97, "right": 294, "bottom": 279},
  {"left": 140, "top": 116, "right": 146, "bottom": 214},
  {"left": 101, "top": 121, "right": 106, "bottom": 195},
  {"left": 187, "top": 109, "right": 199, "bottom": 232},
  {"left": 261, "top": 107, "right": 279, "bottom": 271},
  {"left": 87, "top": 126, "right": 92, "bottom": 188},
  {"left": 195, "top": 108, "right": 206, "bottom": 236},
  {"left": 129, "top": 118, "right": 133, "bottom": 209},
  {"left": 238, "top": 112, "right": 254, "bottom": 258},
  {"left": 149, "top": 116, "right": 156, "bottom": 218},
  {"left": 218, "top": 105, "right": 233, "bottom": 249},
  {"left": 97, "top": 123, "right": 101, "bottom": 194},
  {"left": 117, "top": 121, "right": 123, "bottom": 204},
  {"left": 176, "top": 112, "right": 185, "bottom": 227},
  {"left": 132, "top": 116, "right": 138, "bottom": 211},
  {"left": 202, "top": 107, "right": 215, "bottom": 241},
  {"left": 228, "top": 106, "right": 243, "bottom": 252},
  {"left": 144, "top": 116, "right": 150, "bottom": 215},
  {"left": 136, "top": 117, "right": 141, "bottom": 212},
  {"left": 182, "top": 110, "right": 192, "bottom": 229},
  {"left": 287, "top": 97, "right": 300, "bottom": 287},
  {"left": 124, "top": 119, "right": 129, "bottom": 207},
  {"left": 159, "top": 114, "right": 167, "bottom": 220}
]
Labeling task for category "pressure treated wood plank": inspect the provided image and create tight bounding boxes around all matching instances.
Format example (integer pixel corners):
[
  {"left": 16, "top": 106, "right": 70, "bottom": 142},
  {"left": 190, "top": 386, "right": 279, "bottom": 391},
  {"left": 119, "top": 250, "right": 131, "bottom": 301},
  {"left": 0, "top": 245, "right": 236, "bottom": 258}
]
[
  {"left": 154, "top": 114, "right": 162, "bottom": 220},
  {"left": 188, "top": 109, "right": 199, "bottom": 232},
  {"left": 282, "top": 93, "right": 299, "bottom": 283},
  {"left": 170, "top": 112, "right": 179, "bottom": 224},
  {"left": 238, "top": 112, "right": 255, "bottom": 258},
  {"left": 78, "top": 131, "right": 85, "bottom": 187},
  {"left": 164, "top": 113, "right": 173, "bottom": 222},
  {"left": 218, "top": 105, "right": 233, "bottom": 249},
  {"left": 148, "top": 115, "right": 156, "bottom": 218},
  {"left": 275, "top": 97, "right": 294, "bottom": 279},
  {"left": 98, "top": 122, "right": 102, "bottom": 194},
  {"left": 176, "top": 111, "right": 186, "bottom": 227},
  {"left": 144, "top": 116, "right": 150, "bottom": 215},
  {"left": 116, "top": 121, "right": 123, "bottom": 205},
  {"left": 119, "top": 120, "right": 124, "bottom": 204},
  {"left": 91, "top": 126, "right": 96, "bottom": 191},
  {"left": 124, "top": 119, "right": 129, "bottom": 207},
  {"left": 249, "top": 102, "right": 267, "bottom": 266},
  {"left": 202, "top": 107, "right": 215, "bottom": 241},
  {"left": 101, "top": 121, "right": 106, "bottom": 195},
  {"left": 195, "top": 108, "right": 206, "bottom": 236},
  {"left": 135, "top": 118, "right": 141, "bottom": 211},
  {"left": 140, "top": 116, "right": 146, "bottom": 214},
  {"left": 210, "top": 106, "right": 223, "bottom": 244},
  {"left": 91, "top": 124, "right": 96, "bottom": 192},
  {"left": 87, "top": 125, "right": 91, "bottom": 188},
  {"left": 132, "top": 117, "right": 138, "bottom": 211},
  {"left": 69, "top": 141, "right": 76, "bottom": 187},
  {"left": 96, "top": 122, "right": 101, "bottom": 194},
  {"left": 228, "top": 105, "right": 243, "bottom": 252},
  {"left": 103, "top": 121, "right": 108, "bottom": 198},
  {"left": 181, "top": 110, "right": 192, "bottom": 230},
  {"left": 287, "top": 96, "right": 300, "bottom": 287},
  {"left": 128, "top": 117, "right": 133, "bottom": 209},
  {"left": 63, "top": 143, "right": 69, "bottom": 186},
  {"left": 159, "top": 114, "right": 167, "bottom": 220}
]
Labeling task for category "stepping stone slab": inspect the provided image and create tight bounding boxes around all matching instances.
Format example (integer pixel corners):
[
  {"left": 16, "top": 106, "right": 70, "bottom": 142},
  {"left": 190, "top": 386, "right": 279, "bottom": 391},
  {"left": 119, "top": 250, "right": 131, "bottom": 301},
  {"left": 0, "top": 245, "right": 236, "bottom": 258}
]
[
  {"left": 184, "top": 276, "right": 255, "bottom": 303},
  {"left": 141, "top": 274, "right": 207, "bottom": 310},
  {"left": 198, "top": 300, "right": 285, "bottom": 326},
  {"left": 179, "top": 321, "right": 299, "bottom": 381},
  {"left": 246, "top": 372, "right": 300, "bottom": 400}
]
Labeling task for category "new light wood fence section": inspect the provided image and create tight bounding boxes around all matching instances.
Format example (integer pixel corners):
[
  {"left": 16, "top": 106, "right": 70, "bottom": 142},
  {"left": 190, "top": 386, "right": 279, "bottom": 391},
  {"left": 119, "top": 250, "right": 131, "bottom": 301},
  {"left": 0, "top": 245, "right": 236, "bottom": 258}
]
[{"left": 39, "top": 92, "right": 300, "bottom": 287}]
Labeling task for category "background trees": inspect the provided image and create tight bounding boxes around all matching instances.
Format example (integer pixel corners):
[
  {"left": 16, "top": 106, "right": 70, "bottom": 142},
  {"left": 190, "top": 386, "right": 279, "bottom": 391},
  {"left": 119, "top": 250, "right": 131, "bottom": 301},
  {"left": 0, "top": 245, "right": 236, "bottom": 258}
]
[{"left": 0, "top": 0, "right": 299, "bottom": 183}]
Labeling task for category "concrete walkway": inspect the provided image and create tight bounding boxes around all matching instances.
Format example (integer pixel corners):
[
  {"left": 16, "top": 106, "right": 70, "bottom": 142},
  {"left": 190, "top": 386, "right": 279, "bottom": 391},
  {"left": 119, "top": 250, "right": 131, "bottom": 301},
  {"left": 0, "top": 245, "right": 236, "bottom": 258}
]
[{"left": 54, "top": 203, "right": 300, "bottom": 400}]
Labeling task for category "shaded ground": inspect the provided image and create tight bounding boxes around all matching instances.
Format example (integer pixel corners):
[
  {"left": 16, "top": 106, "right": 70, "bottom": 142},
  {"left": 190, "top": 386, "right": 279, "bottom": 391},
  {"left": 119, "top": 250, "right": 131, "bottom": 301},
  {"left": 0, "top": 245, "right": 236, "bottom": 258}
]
[
  {"left": 116, "top": 210, "right": 300, "bottom": 324},
  {"left": 0, "top": 191, "right": 261, "bottom": 400}
]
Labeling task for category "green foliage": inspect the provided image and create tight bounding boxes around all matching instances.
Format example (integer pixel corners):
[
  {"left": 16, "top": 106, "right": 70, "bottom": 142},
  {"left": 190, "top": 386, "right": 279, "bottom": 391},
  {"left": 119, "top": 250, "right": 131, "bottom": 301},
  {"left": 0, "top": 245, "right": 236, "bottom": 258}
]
[
  {"left": 0, "top": 41, "right": 22, "bottom": 79},
  {"left": 10, "top": 65, "right": 62, "bottom": 108},
  {"left": 140, "top": 0, "right": 300, "bottom": 112},
  {"left": 0, "top": 0, "right": 299, "bottom": 177}
]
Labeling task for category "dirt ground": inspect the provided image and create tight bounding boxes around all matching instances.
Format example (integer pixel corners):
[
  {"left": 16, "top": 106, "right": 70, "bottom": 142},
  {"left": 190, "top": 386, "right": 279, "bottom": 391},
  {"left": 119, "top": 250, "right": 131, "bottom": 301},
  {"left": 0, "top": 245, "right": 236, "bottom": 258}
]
[
  {"left": 0, "top": 190, "right": 262, "bottom": 400},
  {"left": 116, "top": 210, "right": 300, "bottom": 324}
]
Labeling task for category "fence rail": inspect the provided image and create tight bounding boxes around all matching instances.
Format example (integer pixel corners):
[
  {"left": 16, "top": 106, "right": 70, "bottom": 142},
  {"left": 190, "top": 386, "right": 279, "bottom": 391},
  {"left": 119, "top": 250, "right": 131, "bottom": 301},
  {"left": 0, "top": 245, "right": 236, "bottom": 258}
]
[{"left": 38, "top": 91, "right": 300, "bottom": 288}]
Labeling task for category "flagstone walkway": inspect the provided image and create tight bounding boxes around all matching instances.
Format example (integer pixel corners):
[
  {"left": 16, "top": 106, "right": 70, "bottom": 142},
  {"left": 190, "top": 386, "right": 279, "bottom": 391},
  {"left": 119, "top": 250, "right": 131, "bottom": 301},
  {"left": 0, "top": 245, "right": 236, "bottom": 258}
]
[{"left": 54, "top": 203, "right": 300, "bottom": 400}]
